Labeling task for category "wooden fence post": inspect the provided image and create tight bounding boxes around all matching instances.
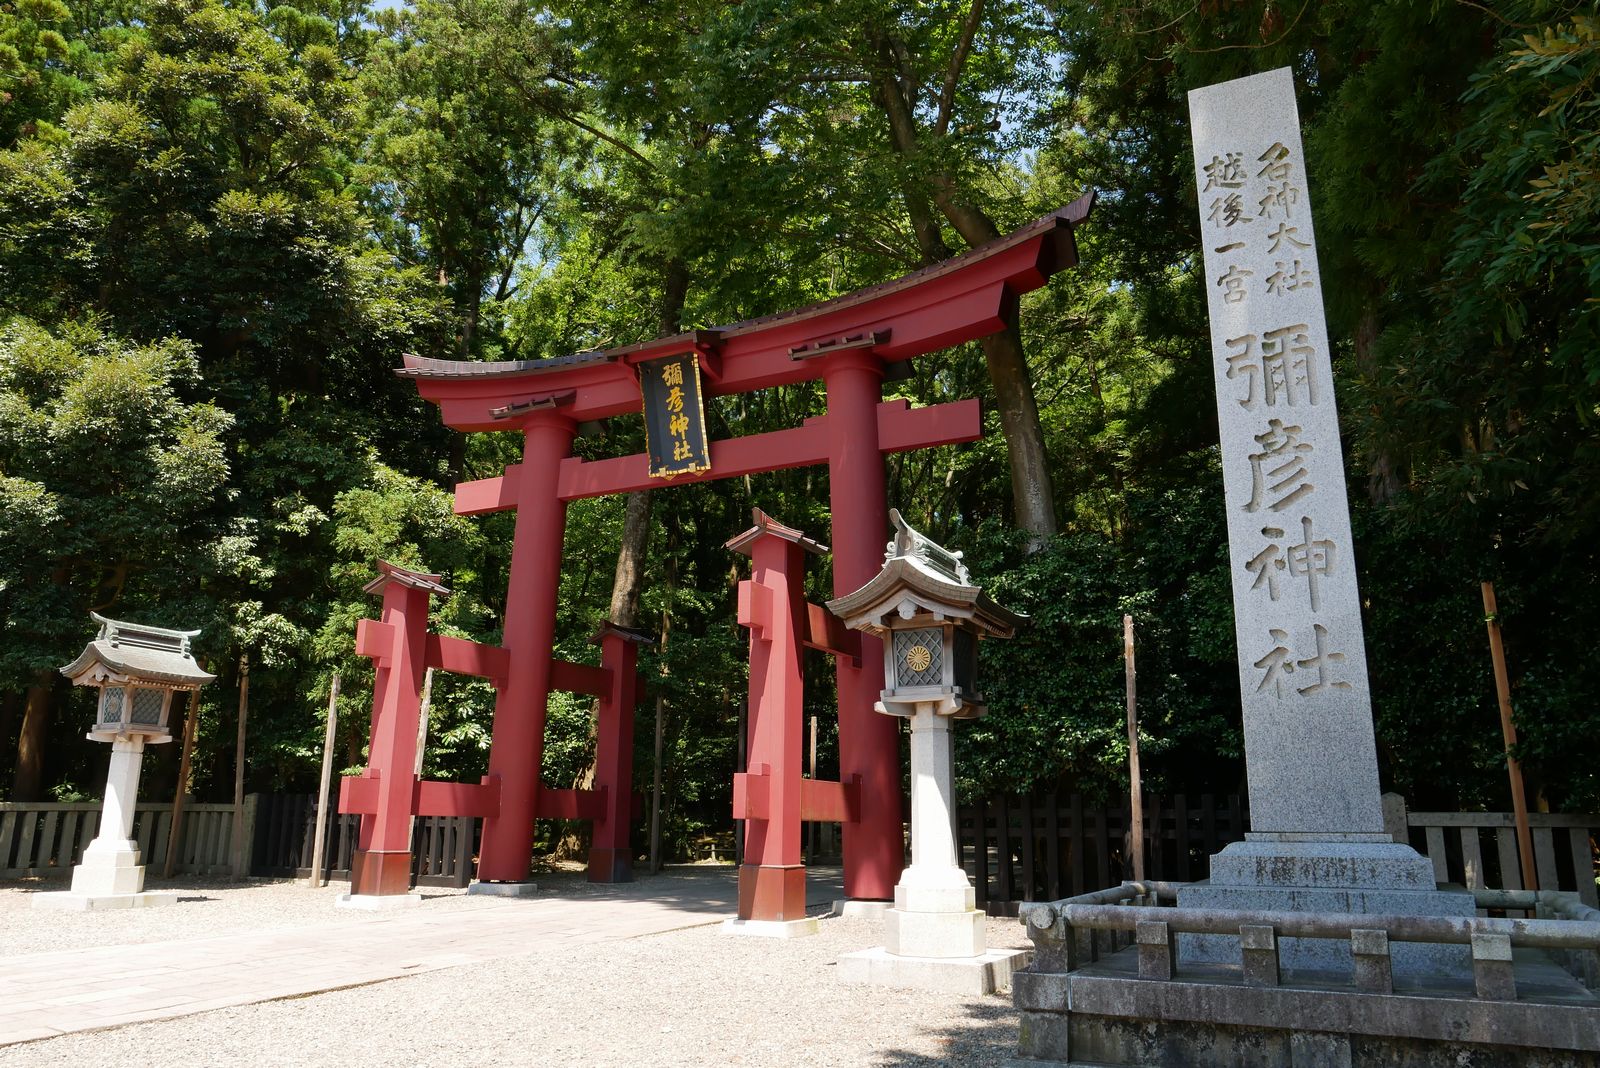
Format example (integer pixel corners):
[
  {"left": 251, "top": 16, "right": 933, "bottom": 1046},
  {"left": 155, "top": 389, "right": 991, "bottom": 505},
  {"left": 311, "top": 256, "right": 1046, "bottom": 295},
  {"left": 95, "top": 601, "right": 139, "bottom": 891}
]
[
  {"left": 162, "top": 687, "right": 201, "bottom": 879},
  {"left": 1124, "top": 614, "right": 1144, "bottom": 882},
  {"left": 1481, "top": 581, "right": 1538, "bottom": 891},
  {"left": 230, "top": 654, "right": 250, "bottom": 879}
]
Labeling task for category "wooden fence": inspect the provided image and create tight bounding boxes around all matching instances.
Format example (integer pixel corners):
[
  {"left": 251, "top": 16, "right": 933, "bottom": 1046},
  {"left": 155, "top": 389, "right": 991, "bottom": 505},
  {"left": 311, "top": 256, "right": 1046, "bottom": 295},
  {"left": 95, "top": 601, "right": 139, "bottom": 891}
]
[
  {"left": 0, "top": 799, "right": 249, "bottom": 878},
  {"left": 1399, "top": 805, "right": 1599, "bottom": 908},
  {"left": 251, "top": 793, "right": 476, "bottom": 888},
  {"left": 960, "top": 792, "right": 1600, "bottom": 912},
  {"left": 957, "top": 793, "right": 1248, "bottom": 908}
]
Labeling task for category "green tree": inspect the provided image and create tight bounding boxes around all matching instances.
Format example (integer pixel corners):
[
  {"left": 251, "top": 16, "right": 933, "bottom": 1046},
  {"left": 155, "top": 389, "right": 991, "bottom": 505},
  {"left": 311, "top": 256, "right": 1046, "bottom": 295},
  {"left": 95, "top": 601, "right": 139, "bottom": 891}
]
[{"left": 0, "top": 317, "right": 231, "bottom": 798}]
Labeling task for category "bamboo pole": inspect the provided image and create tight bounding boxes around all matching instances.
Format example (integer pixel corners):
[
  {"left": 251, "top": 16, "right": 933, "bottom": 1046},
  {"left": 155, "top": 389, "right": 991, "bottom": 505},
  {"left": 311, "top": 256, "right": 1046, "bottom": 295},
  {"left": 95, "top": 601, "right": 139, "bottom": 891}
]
[
  {"left": 308, "top": 674, "right": 340, "bottom": 888},
  {"left": 162, "top": 687, "right": 201, "bottom": 879},
  {"left": 230, "top": 654, "right": 250, "bottom": 879},
  {"left": 1481, "top": 581, "right": 1537, "bottom": 891},
  {"left": 1124, "top": 614, "right": 1145, "bottom": 883}
]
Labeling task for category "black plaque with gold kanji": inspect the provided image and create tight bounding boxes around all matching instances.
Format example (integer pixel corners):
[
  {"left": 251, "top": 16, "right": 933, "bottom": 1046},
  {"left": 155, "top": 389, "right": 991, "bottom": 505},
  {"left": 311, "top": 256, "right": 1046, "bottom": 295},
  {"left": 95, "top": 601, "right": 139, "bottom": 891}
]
[{"left": 639, "top": 353, "right": 712, "bottom": 479}]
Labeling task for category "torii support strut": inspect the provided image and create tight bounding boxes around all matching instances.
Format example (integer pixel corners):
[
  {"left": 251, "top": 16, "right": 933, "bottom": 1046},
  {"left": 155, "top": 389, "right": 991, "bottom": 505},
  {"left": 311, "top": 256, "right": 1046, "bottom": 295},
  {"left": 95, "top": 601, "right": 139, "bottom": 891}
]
[
  {"left": 398, "top": 195, "right": 1095, "bottom": 897},
  {"left": 728, "top": 511, "right": 863, "bottom": 923},
  {"left": 340, "top": 560, "right": 649, "bottom": 889}
]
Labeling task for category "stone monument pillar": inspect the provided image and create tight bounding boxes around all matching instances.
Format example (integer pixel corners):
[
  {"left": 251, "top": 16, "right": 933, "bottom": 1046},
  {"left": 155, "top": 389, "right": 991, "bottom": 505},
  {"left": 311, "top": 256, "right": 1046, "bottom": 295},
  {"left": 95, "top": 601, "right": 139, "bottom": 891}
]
[{"left": 1180, "top": 66, "right": 1473, "bottom": 972}]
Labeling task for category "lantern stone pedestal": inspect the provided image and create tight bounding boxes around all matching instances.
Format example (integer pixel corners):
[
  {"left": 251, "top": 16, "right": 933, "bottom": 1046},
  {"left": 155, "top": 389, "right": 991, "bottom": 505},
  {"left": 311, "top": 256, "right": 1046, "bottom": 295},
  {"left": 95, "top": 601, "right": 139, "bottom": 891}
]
[
  {"left": 836, "top": 707, "right": 1029, "bottom": 994},
  {"left": 35, "top": 737, "right": 178, "bottom": 912},
  {"left": 829, "top": 510, "right": 1030, "bottom": 995}
]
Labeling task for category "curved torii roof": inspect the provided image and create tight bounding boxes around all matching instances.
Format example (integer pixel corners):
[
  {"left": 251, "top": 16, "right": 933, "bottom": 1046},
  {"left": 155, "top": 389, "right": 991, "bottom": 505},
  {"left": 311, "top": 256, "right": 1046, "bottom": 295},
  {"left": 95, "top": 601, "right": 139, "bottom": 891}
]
[{"left": 400, "top": 195, "right": 1094, "bottom": 431}]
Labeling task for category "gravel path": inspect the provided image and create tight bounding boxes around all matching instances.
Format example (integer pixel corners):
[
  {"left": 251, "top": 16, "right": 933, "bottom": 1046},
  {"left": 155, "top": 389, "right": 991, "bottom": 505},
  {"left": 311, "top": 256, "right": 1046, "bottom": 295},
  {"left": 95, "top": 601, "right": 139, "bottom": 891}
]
[
  {"left": 0, "top": 876, "right": 477, "bottom": 958},
  {"left": 0, "top": 869, "right": 1030, "bottom": 1067}
]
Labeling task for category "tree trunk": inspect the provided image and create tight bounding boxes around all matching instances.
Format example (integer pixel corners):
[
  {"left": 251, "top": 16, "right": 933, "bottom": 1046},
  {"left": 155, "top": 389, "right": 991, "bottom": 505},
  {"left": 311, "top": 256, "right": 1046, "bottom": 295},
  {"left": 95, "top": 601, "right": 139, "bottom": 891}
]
[
  {"left": 0, "top": 691, "right": 18, "bottom": 786},
  {"left": 1355, "top": 307, "right": 1402, "bottom": 504},
  {"left": 609, "top": 490, "right": 653, "bottom": 628},
  {"left": 872, "top": 56, "right": 1058, "bottom": 545},
  {"left": 982, "top": 321, "right": 1057, "bottom": 544},
  {"left": 555, "top": 258, "right": 684, "bottom": 858},
  {"left": 12, "top": 669, "right": 57, "bottom": 801}
]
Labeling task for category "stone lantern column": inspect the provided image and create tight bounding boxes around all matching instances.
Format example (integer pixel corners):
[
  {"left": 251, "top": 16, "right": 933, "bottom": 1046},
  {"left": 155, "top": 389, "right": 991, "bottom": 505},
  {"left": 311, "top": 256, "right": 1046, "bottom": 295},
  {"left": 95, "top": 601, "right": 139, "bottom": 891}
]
[
  {"left": 889, "top": 706, "right": 983, "bottom": 958},
  {"left": 828, "top": 510, "right": 1031, "bottom": 993}
]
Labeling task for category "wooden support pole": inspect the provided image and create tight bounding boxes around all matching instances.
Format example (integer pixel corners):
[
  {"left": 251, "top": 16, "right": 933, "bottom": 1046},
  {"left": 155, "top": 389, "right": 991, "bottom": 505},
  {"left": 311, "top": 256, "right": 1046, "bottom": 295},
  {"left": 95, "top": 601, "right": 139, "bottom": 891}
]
[
  {"left": 735, "top": 698, "right": 747, "bottom": 865},
  {"left": 1124, "top": 614, "right": 1144, "bottom": 883},
  {"left": 410, "top": 667, "right": 434, "bottom": 847},
  {"left": 309, "top": 674, "right": 340, "bottom": 888},
  {"left": 649, "top": 694, "right": 665, "bottom": 874},
  {"left": 230, "top": 654, "right": 251, "bottom": 879},
  {"left": 162, "top": 687, "right": 201, "bottom": 879},
  {"left": 1481, "top": 581, "right": 1537, "bottom": 891},
  {"left": 808, "top": 713, "right": 818, "bottom": 860}
]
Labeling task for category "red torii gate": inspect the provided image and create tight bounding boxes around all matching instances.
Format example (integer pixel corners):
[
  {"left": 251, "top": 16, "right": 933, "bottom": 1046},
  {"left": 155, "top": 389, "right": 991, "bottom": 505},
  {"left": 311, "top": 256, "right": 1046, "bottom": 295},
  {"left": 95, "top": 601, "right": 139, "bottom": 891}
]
[{"left": 393, "top": 196, "right": 1093, "bottom": 900}]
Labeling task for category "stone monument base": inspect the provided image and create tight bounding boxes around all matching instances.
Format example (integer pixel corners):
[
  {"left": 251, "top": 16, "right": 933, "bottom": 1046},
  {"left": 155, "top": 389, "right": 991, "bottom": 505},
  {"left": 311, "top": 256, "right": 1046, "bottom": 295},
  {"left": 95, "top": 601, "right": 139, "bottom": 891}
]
[
  {"left": 336, "top": 891, "right": 424, "bottom": 911},
  {"left": 721, "top": 916, "right": 819, "bottom": 938},
  {"left": 466, "top": 881, "right": 540, "bottom": 897},
  {"left": 33, "top": 890, "right": 178, "bottom": 911},
  {"left": 1178, "top": 837, "right": 1476, "bottom": 974},
  {"left": 840, "top": 945, "right": 1030, "bottom": 995},
  {"left": 1014, "top": 946, "right": 1600, "bottom": 1067}
]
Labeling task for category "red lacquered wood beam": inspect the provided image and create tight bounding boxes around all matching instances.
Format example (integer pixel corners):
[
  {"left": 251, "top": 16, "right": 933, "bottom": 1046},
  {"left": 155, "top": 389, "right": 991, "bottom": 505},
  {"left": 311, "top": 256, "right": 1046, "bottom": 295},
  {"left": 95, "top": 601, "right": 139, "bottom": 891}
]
[
  {"left": 409, "top": 197, "right": 1091, "bottom": 430},
  {"left": 425, "top": 634, "right": 510, "bottom": 682},
  {"left": 549, "top": 659, "right": 610, "bottom": 697},
  {"left": 733, "top": 766, "right": 770, "bottom": 821},
  {"left": 799, "top": 777, "right": 860, "bottom": 824},
  {"left": 339, "top": 773, "right": 381, "bottom": 815},
  {"left": 803, "top": 602, "right": 861, "bottom": 666},
  {"left": 354, "top": 618, "right": 394, "bottom": 660},
  {"left": 454, "top": 468, "right": 520, "bottom": 516},
  {"left": 536, "top": 787, "right": 605, "bottom": 821},
  {"left": 456, "top": 398, "right": 983, "bottom": 515},
  {"left": 557, "top": 420, "right": 828, "bottom": 502},
  {"left": 413, "top": 778, "right": 501, "bottom": 818}
]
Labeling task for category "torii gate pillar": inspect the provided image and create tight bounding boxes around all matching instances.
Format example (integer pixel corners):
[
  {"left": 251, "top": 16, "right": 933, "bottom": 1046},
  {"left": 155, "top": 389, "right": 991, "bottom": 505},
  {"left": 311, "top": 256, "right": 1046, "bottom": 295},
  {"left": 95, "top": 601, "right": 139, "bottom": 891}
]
[
  {"left": 589, "top": 623, "right": 653, "bottom": 883},
  {"left": 825, "top": 350, "right": 901, "bottom": 902},
  {"left": 477, "top": 410, "right": 576, "bottom": 885}
]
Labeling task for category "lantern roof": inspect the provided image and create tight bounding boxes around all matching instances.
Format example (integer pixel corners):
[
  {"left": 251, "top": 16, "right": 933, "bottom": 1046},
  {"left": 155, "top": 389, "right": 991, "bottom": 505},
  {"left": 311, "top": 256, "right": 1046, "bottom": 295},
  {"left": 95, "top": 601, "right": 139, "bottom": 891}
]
[
  {"left": 826, "top": 510, "right": 1023, "bottom": 638},
  {"left": 60, "top": 613, "right": 216, "bottom": 688}
]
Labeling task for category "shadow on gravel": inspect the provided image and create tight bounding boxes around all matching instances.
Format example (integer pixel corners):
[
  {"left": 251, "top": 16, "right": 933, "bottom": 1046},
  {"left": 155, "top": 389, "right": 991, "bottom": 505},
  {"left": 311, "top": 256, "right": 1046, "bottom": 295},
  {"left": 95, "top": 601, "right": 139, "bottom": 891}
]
[
  {"left": 528, "top": 864, "right": 846, "bottom": 917},
  {"left": 873, "top": 1000, "right": 1019, "bottom": 1067}
]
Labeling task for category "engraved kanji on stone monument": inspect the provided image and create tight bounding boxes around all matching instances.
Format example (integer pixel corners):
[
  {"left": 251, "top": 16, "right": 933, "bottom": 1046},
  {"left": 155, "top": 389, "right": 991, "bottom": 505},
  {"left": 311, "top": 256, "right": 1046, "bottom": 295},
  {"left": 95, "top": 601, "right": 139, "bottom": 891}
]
[{"left": 1188, "top": 67, "right": 1383, "bottom": 835}]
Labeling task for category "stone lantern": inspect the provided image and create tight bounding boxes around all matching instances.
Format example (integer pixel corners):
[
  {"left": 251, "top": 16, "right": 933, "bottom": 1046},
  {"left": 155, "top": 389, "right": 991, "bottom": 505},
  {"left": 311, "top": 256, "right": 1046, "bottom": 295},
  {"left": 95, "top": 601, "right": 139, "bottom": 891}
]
[
  {"left": 36, "top": 614, "right": 215, "bottom": 910},
  {"left": 828, "top": 510, "right": 1028, "bottom": 993}
]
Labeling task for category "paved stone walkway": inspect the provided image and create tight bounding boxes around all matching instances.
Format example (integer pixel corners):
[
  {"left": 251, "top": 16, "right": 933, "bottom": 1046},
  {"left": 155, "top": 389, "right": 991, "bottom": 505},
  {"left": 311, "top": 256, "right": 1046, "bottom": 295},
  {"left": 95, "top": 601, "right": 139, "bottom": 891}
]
[{"left": 0, "top": 867, "right": 844, "bottom": 1047}]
